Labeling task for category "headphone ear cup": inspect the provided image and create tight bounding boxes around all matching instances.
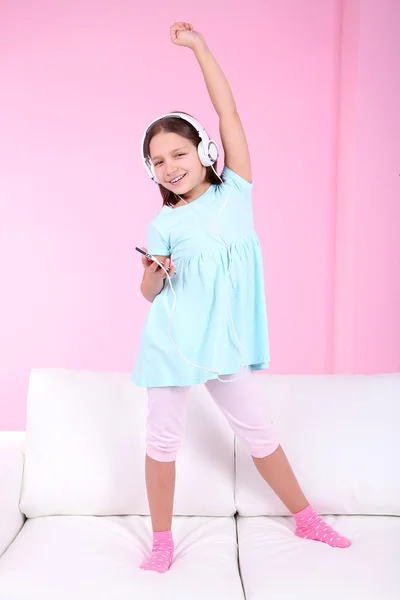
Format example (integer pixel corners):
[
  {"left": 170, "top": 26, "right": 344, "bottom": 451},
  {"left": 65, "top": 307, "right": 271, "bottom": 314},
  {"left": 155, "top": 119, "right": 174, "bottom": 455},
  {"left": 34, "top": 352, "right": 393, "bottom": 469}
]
[
  {"left": 197, "top": 141, "right": 208, "bottom": 166},
  {"left": 147, "top": 160, "right": 160, "bottom": 184},
  {"left": 208, "top": 140, "right": 219, "bottom": 164},
  {"left": 198, "top": 140, "right": 219, "bottom": 167}
]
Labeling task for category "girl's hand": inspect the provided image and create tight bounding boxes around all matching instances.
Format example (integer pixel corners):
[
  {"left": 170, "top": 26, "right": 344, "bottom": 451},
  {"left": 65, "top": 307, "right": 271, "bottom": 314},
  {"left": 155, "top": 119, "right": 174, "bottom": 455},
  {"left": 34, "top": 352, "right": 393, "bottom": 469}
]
[
  {"left": 141, "top": 248, "right": 175, "bottom": 279},
  {"left": 170, "top": 22, "right": 206, "bottom": 51}
]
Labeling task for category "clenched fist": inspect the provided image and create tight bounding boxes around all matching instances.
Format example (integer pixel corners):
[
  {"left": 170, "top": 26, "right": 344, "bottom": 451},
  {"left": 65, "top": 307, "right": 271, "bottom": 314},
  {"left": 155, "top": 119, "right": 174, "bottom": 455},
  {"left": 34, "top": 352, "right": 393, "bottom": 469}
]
[{"left": 170, "top": 22, "right": 206, "bottom": 51}]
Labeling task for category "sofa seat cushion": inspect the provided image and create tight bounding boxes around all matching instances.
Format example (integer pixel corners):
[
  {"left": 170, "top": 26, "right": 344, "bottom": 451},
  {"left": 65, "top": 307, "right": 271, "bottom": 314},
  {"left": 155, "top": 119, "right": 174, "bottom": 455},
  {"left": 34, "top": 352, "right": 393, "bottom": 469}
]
[
  {"left": 237, "top": 515, "right": 399, "bottom": 600},
  {"left": 0, "top": 515, "right": 244, "bottom": 600}
]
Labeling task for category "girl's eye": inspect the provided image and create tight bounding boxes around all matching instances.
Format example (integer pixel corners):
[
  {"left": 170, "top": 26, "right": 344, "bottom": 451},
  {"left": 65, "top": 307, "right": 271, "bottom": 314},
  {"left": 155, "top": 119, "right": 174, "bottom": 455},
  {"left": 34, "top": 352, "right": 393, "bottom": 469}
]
[{"left": 153, "top": 154, "right": 184, "bottom": 166}]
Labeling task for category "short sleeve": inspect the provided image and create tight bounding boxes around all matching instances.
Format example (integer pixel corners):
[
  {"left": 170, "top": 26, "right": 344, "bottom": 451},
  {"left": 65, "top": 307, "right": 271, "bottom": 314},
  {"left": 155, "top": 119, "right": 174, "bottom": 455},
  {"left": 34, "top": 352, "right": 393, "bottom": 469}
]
[
  {"left": 146, "top": 220, "right": 171, "bottom": 256},
  {"left": 222, "top": 166, "right": 253, "bottom": 197}
]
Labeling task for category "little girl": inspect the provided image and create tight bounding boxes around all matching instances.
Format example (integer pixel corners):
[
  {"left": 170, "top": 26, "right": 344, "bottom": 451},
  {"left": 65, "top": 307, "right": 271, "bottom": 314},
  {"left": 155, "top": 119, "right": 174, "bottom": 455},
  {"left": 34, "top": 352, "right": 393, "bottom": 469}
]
[{"left": 132, "top": 22, "right": 351, "bottom": 574}]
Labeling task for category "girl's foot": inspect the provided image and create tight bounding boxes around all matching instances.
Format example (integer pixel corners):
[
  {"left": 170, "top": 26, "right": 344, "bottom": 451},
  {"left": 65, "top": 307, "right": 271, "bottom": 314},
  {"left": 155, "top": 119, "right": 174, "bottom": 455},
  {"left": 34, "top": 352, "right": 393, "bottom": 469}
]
[
  {"left": 140, "top": 530, "right": 174, "bottom": 573},
  {"left": 293, "top": 505, "right": 351, "bottom": 548}
]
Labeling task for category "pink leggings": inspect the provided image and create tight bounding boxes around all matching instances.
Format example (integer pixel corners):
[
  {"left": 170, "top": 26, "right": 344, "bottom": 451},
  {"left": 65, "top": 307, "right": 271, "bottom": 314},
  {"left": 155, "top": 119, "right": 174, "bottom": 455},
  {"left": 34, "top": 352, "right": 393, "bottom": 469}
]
[{"left": 146, "top": 366, "right": 280, "bottom": 462}]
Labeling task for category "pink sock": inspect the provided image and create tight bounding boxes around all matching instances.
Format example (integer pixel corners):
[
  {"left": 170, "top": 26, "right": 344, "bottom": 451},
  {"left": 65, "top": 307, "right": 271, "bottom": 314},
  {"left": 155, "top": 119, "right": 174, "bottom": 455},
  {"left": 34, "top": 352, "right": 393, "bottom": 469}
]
[
  {"left": 293, "top": 505, "right": 351, "bottom": 548},
  {"left": 140, "top": 530, "right": 174, "bottom": 573}
]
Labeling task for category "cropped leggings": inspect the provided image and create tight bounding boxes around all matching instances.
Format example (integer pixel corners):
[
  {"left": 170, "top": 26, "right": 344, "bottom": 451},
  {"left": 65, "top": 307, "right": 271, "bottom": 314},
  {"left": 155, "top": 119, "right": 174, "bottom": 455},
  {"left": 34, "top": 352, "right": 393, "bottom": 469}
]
[{"left": 146, "top": 366, "right": 280, "bottom": 462}]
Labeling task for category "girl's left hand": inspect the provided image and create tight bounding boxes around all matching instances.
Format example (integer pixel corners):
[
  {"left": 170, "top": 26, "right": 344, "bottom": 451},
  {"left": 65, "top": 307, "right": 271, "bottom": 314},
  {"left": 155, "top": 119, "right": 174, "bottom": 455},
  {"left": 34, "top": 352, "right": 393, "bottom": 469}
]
[{"left": 170, "top": 22, "right": 205, "bottom": 50}]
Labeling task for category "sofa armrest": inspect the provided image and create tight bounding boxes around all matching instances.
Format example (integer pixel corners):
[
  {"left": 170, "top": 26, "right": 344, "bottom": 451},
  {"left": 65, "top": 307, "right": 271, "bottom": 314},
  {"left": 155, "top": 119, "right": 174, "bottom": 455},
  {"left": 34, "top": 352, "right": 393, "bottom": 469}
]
[{"left": 0, "top": 432, "right": 26, "bottom": 558}]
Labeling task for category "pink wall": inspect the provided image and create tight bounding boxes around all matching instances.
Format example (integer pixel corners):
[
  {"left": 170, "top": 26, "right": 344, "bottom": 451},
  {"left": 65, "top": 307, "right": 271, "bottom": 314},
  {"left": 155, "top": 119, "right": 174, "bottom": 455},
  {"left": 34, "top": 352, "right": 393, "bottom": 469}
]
[
  {"left": 1, "top": 0, "right": 399, "bottom": 431},
  {"left": 334, "top": 0, "right": 400, "bottom": 371}
]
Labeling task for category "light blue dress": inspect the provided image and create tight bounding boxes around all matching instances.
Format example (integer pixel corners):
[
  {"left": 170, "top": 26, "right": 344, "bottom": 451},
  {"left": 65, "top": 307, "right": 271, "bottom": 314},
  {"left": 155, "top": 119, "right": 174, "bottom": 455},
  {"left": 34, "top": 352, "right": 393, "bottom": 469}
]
[{"left": 131, "top": 166, "right": 270, "bottom": 388}]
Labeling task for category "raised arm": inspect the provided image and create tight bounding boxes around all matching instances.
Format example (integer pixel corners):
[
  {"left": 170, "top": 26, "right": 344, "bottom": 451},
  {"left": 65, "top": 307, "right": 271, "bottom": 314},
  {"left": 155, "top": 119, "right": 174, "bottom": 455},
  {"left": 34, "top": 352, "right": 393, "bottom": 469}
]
[{"left": 170, "top": 22, "right": 252, "bottom": 183}]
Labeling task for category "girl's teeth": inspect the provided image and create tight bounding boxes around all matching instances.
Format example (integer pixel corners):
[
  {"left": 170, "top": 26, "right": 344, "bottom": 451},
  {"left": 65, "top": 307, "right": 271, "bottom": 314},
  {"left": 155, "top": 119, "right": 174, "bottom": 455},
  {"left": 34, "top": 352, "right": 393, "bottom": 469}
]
[{"left": 172, "top": 174, "right": 184, "bottom": 183}]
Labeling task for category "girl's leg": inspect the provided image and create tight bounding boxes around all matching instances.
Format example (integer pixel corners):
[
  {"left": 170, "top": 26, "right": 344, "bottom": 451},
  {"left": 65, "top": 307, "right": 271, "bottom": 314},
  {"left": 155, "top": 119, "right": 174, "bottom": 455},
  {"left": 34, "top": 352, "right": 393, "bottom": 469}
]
[
  {"left": 145, "top": 456, "right": 175, "bottom": 533},
  {"left": 205, "top": 367, "right": 307, "bottom": 512},
  {"left": 205, "top": 367, "right": 351, "bottom": 548},
  {"left": 141, "top": 384, "right": 191, "bottom": 573}
]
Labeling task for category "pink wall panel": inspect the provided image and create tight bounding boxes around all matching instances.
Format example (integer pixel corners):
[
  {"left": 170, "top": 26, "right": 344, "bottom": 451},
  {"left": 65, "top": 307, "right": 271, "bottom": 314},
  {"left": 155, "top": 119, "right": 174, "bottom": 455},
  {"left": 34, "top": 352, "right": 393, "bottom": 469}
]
[
  {"left": 0, "top": 0, "right": 398, "bottom": 430},
  {"left": 334, "top": 0, "right": 400, "bottom": 372}
]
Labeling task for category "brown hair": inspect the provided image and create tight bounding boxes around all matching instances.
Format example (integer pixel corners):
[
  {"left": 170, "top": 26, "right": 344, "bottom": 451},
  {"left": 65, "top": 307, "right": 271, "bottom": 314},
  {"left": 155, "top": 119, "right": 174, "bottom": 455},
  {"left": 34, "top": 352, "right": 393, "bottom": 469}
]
[{"left": 142, "top": 112, "right": 222, "bottom": 207}]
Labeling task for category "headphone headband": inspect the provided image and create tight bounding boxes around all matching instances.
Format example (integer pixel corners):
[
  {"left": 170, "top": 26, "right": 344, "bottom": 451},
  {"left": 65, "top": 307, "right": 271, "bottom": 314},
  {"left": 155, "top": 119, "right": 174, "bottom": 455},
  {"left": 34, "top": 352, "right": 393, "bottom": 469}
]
[{"left": 141, "top": 112, "right": 219, "bottom": 183}]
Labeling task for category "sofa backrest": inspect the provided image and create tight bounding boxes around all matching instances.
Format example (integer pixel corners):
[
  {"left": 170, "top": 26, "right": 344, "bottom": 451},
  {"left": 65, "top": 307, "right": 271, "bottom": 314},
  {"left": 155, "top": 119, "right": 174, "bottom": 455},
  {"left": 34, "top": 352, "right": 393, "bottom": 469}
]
[
  {"left": 20, "top": 369, "right": 236, "bottom": 518},
  {"left": 235, "top": 373, "right": 400, "bottom": 516}
]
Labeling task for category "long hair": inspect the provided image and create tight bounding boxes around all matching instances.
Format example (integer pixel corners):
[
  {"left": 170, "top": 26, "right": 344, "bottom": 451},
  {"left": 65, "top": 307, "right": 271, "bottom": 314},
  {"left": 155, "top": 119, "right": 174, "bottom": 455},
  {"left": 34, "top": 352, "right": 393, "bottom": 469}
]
[{"left": 142, "top": 112, "right": 222, "bottom": 207}]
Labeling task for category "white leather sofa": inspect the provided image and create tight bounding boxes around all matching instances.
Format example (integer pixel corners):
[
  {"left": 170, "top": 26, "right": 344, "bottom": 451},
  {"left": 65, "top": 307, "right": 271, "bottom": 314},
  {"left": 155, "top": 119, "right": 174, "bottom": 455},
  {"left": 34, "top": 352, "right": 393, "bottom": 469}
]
[{"left": 0, "top": 369, "right": 399, "bottom": 599}]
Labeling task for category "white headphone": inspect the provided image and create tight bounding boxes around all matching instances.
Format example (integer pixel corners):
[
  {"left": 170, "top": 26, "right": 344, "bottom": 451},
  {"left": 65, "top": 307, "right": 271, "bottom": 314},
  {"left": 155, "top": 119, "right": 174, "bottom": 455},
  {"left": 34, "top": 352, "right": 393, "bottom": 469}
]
[
  {"left": 141, "top": 112, "right": 219, "bottom": 184},
  {"left": 139, "top": 112, "right": 250, "bottom": 382}
]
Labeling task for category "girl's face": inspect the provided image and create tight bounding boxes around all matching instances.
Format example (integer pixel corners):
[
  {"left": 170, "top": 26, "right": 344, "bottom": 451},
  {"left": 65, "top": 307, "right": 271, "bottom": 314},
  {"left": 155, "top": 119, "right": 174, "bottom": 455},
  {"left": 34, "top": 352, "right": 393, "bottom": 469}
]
[{"left": 149, "top": 131, "right": 206, "bottom": 194}]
